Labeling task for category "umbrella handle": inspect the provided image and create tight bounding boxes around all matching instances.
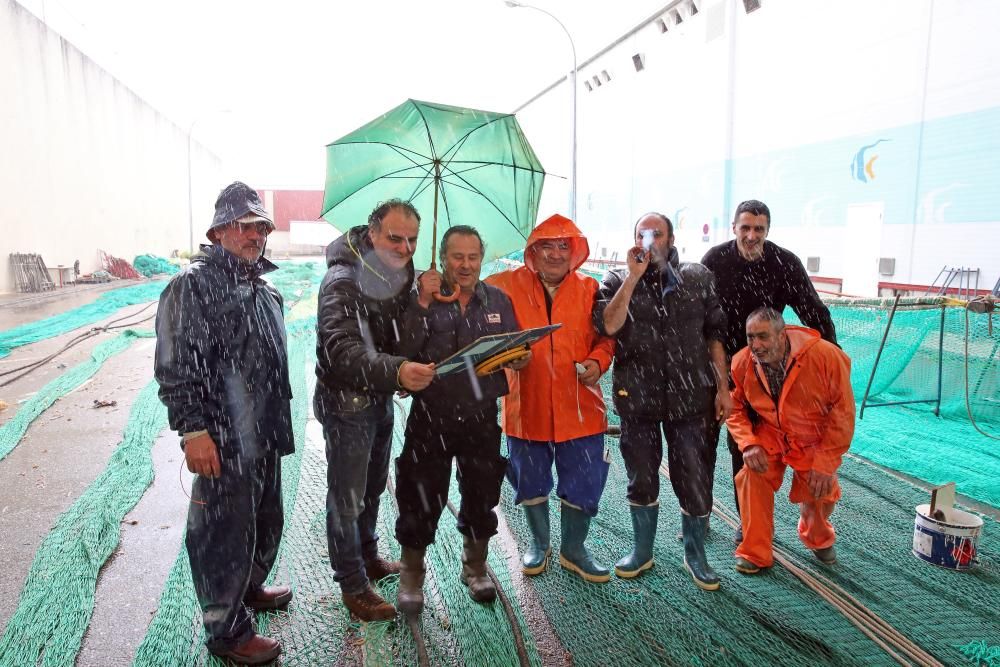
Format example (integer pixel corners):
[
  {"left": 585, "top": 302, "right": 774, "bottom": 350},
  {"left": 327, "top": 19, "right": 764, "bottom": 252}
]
[
  {"left": 434, "top": 289, "right": 461, "bottom": 303},
  {"left": 427, "top": 260, "right": 460, "bottom": 303}
]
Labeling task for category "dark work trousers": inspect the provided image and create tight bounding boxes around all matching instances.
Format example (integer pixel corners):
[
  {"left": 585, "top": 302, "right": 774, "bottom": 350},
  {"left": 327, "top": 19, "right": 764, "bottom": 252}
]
[
  {"left": 619, "top": 413, "right": 717, "bottom": 516},
  {"left": 395, "top": 405, "right": 508, "bottom": 549},
  {"left": 707, "top": 419, "right": 742, "bottom": 517},
  {"left": 186, "top": 452, "right": 284, "bottom": 653}
]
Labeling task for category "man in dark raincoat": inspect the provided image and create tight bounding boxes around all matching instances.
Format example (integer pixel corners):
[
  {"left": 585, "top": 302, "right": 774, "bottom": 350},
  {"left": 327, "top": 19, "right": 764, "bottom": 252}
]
[
  {"left": 315, "top": 199, "right": 436, "bottom": 621},
  {"left": 701, "top": 199, "right": 836, "bottom": 541},
  {"left": 155, "top": 181, "right": 293, "bottom": 665},
  {"left": 393, "top": 225, "right": 526, "bottom": 615},
  {"left": 595, "top": 213, "right": 730, "bottom": 591}
]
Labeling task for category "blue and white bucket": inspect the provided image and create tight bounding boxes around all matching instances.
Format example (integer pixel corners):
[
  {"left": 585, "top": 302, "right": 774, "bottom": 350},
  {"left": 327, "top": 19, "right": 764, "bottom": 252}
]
[{"left": 912, "top": 504, "right": 983, "bottom": 570}]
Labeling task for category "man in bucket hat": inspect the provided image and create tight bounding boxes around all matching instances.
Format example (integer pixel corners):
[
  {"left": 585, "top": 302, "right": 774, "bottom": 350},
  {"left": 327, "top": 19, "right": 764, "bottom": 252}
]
[{"left": 155, "top": 181, "right": 293, "bottom": 664}]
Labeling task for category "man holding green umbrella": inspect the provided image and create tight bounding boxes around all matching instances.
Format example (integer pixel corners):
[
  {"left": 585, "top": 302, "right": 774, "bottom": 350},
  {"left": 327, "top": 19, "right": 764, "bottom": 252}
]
[
  {"left": 393, "top": 225, "right": 528, "bottom": 615},
  {"left": 319, "top": 99, "right": 546, "bottom": 612},
  {"left": 315, "top": 199, "right": 436, "bottom": 621}
]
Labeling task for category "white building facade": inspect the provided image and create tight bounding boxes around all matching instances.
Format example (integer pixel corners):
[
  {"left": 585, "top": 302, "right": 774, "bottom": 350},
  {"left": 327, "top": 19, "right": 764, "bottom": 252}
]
[{"left": 517, "top": 0, "right": 1000, "bottom": 296}]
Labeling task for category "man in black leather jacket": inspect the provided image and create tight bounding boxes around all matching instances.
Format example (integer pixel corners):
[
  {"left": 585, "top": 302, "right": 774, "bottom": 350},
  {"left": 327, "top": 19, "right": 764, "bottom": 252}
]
[
  {"left": 594, "top": 212, "right": 730, "bottom": 592},
  {"left": 314, "top": 199, "right": 435, "bottom": 621},
  {"left": 155, "top": 181, "right": 293, "bottom": 665}
]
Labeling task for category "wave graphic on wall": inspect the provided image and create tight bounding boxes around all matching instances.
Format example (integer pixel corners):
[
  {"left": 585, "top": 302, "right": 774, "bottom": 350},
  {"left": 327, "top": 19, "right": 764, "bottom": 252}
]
[{"left": 851, "top": 139, "right": 889, "bottom": 183}]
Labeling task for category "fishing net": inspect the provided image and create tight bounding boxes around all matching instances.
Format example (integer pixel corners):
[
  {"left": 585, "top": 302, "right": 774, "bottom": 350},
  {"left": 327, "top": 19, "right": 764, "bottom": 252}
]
[
  {"left": 3, "top": 257, "right": 998, "bottom": 666},
  {"left": 0, "top": 261, "right": 326, "bottom": 666},
  {"left": 133, "top": 255, "right": 180, "bottom": 278},
  {"left": 0, "top": 379, "right": 169, "bottom": 667},
  {"left": 132, "top": 320, "right": 316, "bottom": 667},
  {"left": 584, "top": 265, "right": 999, "bottom": 508},
  {"left": 133, "top": 362, "right": 541, "bottom": 667},
  {"left": 500, "top": 368, "right": 1000, "bottom": 666},
  {"left": 786, "top": 297, "right": 1000, "bottom": 508}
]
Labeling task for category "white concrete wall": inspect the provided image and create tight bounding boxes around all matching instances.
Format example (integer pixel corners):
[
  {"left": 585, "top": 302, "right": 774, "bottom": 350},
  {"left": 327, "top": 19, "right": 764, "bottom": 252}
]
[
  {"left": 517, "top": 0, "right": 1000, "bottom": 295},
  {"left": 0, "top": 0, "right": 222, "bottom": 294}
]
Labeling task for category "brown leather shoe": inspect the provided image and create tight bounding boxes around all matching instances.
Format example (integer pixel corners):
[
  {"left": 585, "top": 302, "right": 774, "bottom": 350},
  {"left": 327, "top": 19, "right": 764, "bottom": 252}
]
[
  {"left": 211, "top": 634, "right": 281, "bottom": 665},
  {"left": 343, "top": 586, "right": 397, "bottom": 622},
  {"left": 365, "top": 556, "right": 401, "bottom": 582},
  {"left": 244, "top": 584, "right": 293, "bottom": 610}
]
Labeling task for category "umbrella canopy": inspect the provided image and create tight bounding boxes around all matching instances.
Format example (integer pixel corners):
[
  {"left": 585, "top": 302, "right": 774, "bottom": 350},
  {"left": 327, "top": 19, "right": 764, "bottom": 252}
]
[{"left": 321, "top": 99, "right": 545, "bottom": 269}]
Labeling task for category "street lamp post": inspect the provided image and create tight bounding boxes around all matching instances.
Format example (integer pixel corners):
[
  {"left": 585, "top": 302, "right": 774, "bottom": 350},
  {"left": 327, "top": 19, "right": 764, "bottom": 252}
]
[
  {"left": 187, "top": 110, "right": 230, "bottom": 254},
  {"left": 505, "top": 1, "right": 577, "bottom": 221},
  {"left": 186, "top": 118, "right": 200, "bottom": 255}
]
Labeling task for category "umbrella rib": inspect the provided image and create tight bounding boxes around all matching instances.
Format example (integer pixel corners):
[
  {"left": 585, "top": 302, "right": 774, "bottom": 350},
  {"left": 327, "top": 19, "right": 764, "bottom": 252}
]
[
  {"left": 331, "top": 140, "right": 432, "bottom": 164},
  {"left": 430, "top": 110, "right": 544, "bottom": 177},
  {"left": 436, "top": 165, "right": 529, "bottom": 240},
  {"left": 412, "top": 104, "right": 440, "bottom": 163},
  {"left": 320, "top": 161, "right": 437, "bottom": 217},
  {"left": 381, "top": 144, "right": 441, "bottom": 201},
  {"left": 441, "top": 161, "right": 547, "bottom": 176}
]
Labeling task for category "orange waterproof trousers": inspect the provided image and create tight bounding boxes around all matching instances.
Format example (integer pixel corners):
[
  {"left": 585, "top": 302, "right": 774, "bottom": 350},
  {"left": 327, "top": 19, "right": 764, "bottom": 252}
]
[{"left": 734, "top": 453, "right": 841, "bottom": 568}]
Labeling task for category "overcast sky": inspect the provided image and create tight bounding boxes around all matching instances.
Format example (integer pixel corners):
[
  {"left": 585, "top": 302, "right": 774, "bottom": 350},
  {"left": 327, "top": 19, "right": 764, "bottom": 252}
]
[{"left": 18, "top": 0, "right": 670, "bottom": 187}]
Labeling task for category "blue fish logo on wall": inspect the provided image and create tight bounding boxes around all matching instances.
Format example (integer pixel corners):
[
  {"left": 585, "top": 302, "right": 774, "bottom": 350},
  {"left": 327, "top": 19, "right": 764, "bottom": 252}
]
[{"left": 851, "top": 139, "right": 889, "bottom": 183}]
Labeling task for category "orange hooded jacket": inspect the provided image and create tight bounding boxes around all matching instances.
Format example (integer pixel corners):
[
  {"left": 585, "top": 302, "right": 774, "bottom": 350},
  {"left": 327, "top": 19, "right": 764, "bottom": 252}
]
[
  {"left": 486, "top": 214, "right": 614, "bottom": 443},
  {"left": 727, "top": 326, "right": 855, "bottom": 475}
]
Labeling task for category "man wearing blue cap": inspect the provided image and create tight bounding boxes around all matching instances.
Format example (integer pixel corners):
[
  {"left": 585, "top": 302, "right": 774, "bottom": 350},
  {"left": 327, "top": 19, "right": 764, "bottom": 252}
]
[{"left": 155, "top": 181, "right": 293, "bottom": 665}]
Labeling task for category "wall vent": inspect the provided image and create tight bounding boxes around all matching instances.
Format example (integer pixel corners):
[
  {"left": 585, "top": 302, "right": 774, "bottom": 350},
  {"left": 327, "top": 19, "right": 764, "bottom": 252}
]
[
  {"left": 806, "top": 257, "right": 821, "bottom": 273},
  {"left": 632, "top": 53, "right": 645, "bottom": 71},
  {"left": 878, "top": 258, "right": 896, "bottom": 276}
]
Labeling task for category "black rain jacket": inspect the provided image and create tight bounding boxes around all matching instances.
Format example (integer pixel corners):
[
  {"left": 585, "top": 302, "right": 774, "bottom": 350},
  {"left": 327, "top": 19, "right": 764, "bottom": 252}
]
[
  {"left": 154, "top": 244, "right": 294, "bottom": 459},
  {"left": 594, "top": 252, "right": 727, "bottom": 421},
  {"left": 397, "top": 280, "right": 518, "bottom": 419}
]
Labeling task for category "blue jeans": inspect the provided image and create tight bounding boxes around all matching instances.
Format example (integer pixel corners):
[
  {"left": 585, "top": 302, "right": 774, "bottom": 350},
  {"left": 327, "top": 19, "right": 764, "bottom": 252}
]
[
  {"left": 319, "top": 394, "right": 394, "bottom": 595},
  {"left": 506, "top": 434, "right": 609, "bottom": 517}
]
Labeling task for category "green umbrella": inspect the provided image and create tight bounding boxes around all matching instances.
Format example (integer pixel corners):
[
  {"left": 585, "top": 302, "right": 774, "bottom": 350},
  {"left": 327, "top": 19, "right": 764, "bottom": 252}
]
[{"left": 321, "top": 99, "right": 546, "bottom": 276}]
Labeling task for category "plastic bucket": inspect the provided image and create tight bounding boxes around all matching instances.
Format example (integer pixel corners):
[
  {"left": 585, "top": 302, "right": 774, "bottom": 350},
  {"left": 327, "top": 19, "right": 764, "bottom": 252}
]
[{"left": 912, "top": 504, "right": 983, "bottom": 570}]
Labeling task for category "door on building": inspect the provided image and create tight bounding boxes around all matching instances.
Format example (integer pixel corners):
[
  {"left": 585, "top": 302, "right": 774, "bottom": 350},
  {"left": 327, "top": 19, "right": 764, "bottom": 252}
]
[{"left": 842, "top": 202, "right": 883, "bottom": 297}]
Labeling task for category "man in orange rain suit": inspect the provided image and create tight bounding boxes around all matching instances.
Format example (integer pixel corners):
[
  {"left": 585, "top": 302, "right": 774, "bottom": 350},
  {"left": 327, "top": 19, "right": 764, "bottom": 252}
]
[
  {"left": 727, "top": 307, "right": 854, "bottom": 573},
  {"left": 487, "top": 214, "right": 616, "bottom": 582}
]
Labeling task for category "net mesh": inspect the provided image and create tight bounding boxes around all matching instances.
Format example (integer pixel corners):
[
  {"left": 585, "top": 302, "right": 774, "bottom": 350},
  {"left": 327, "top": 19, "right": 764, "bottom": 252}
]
[
  {"left": 0, "top": 380, "right": 169, "bottom": 667},
  {"left": 788, "top": 298, "right": 1000, "bottom": 508}
]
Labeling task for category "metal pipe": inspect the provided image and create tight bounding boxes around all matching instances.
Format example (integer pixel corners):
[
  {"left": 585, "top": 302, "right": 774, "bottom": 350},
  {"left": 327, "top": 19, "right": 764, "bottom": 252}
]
[
  {"left": 864, "top": 399, "right": 939, "bottom": 408},
  {"left": 935, "top": 305, "right": 945, "bottom": 416},
  {"left": 860, "top": 294, "right": 901, "bottom": 420}
]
